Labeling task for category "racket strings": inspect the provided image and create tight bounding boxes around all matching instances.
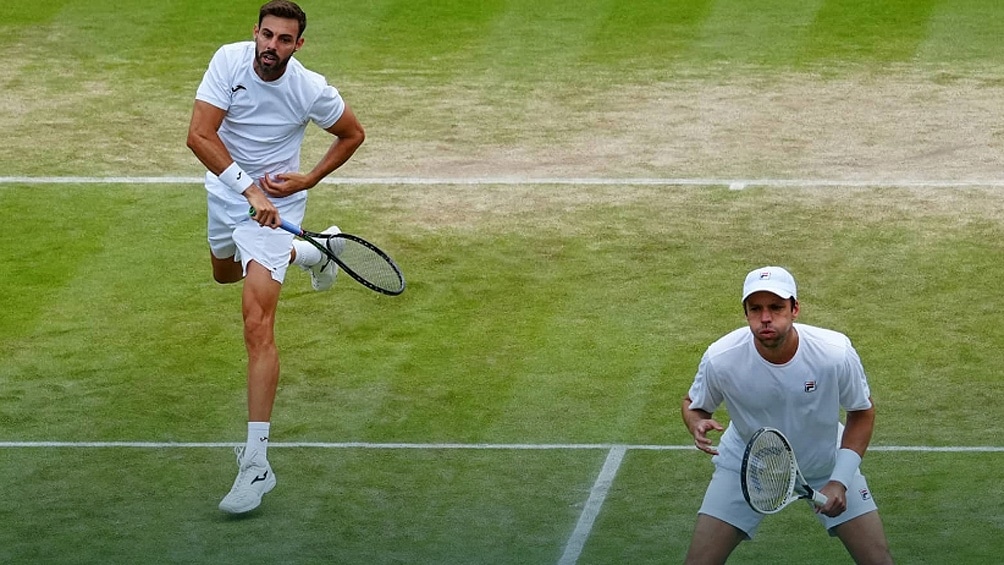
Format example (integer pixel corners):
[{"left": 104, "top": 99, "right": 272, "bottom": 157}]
[
  {"left": 330, "top": 237, "right": 403, "bottom": 291},
  {"left": 746, "top": 434, "right": 795, "bottom": 512}
]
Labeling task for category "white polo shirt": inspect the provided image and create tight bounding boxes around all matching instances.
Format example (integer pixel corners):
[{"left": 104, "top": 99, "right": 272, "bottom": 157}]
[
  {"left": 195, "top": 41, "right": 346, "bottom": 202},
  {"left": 687, "top": 323, "right": 873, "bottom": 481}
]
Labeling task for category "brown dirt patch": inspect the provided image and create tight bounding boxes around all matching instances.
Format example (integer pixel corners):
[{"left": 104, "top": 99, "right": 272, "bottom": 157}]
[{"left": 322, "top": 71, "right": 1004, "bottom": 183}]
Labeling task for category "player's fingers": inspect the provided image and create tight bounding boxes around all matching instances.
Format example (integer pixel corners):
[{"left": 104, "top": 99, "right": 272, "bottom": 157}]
[
  {"left": 699, "top": 420, "right": 723, "bottom": 434},
  {"left": 255, "top": 210, "right": 274, "bottom": 227},
  {"left": 259, "top": 178, "right": 282, "bottom": 197},
  {"left": 823, "top": 499, "right": 846, "bottom": 517},
  {"left": 693, "top": 435, "right": 717, "bottom": 454},
  {"left": 251, "top": 203, "right": 280, "bottom": 228},
  {"left": 259, "top": 207, "right": 280, "bottom": 228}
]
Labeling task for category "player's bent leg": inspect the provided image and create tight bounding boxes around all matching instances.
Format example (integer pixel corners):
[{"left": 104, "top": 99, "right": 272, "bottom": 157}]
[
  {"left": 832, "top": 510, "right": 894, "bottom": 564},
  {"left": 241, "top": 261, "right": 283, "bottom": 422},
  {"left": 288, "top": 227, "right": 340, "bottom": 291},
  {"left": 683, "top": 514, "right": 745, "bottom": 565},
  {"left": 211, "top": 252, "right": 245, "bottom": 284}
]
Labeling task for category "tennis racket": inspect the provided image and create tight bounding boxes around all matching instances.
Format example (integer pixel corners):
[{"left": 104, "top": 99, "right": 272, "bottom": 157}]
[
  {"left": 740, "top": 427, "right": 828, "bottom": 514},
  {"left": 250, "top": 207, "right": 405, "bottom": 296}
]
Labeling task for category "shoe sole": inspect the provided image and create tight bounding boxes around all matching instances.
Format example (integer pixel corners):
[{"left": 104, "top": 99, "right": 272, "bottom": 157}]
[{"left": 219, "top": 477, "right": 277, "bottom": 514}]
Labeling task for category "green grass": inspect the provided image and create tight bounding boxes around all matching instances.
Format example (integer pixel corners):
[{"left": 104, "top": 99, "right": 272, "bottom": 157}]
[
  {"left": 3, "top": 0, "right": 1004, "bottom": 563},
  {"left": 3, "top": 183, "right": 1004, "bottom": 563}
]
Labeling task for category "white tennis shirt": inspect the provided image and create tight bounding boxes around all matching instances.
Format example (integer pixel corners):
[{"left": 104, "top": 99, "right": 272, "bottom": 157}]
[
  {"left": 687, "top": 323, "right": 873, "bottom": 481},
  {"left": 195, "top": 41, "right": 346, "bottom": 202}
]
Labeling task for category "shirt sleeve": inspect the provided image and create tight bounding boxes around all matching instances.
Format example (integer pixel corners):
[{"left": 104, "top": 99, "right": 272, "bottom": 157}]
[
  {"left": 688, "top": 351, "right": 723, "bottom": 413},
  {"left": 838, "top": 339, "right": 873, "bottom": 411},
  {"left": 309, "top": 84, "right": 346, "bottom": 130},
  {"left": 195, "top": 46, "right": 232, "bottom": 111}
]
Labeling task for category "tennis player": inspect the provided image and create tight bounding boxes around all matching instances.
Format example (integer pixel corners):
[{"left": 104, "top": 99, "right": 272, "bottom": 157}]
[
  {"left": 186, "top": 0, "right": 364, "bottom": 514},
  {"left": 680, "top": 266, "right": 893, "bottom": 564}
]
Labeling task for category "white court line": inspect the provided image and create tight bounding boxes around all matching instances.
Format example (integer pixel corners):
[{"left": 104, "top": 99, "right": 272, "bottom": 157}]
[
  {"left": 1, "top": 175, "right": 1004, "bottom": 187},
  {"left": 0, "top": 441, "right": 1001, "bottom": 451},
  {"left": 558, "top": 445, "right": 628, "bottom": 565},
  {"left": 1, "top": 441, "right": 998, "bottom": 564}
]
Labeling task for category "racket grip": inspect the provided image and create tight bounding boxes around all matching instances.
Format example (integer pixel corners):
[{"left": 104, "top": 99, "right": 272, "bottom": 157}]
[
  {"left": 248, "top": 207, "right": 304, "bottom": 236},
  {"left": 275, "top": 219, "right": 304, "bottom": 236},
  {"left": 811, "top": 490, "right": 829, "bottom": 507}
]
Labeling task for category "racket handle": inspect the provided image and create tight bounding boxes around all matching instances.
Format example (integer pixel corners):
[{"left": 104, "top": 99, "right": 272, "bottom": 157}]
[
  {"left": 248, "top": 207, "right": 304, "bottom": 236},
  {"left": 275, "top": 219, "right": 304, "bottom": 236},
  {"left": 811, "top": 490, "right": 829, "bottom": 507}
]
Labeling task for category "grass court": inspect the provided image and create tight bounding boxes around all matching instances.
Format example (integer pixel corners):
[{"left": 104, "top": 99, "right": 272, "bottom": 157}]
[{"left": 2, "top": 1, "right": 1003, "bottom": 563}]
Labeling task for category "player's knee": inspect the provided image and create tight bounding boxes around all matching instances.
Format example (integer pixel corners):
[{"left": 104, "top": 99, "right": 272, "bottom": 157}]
[
  {"left": 242, "top": 317, "right": 275, "bottom": 347},
  {"left": 211, "top": 257, "right": 244, "bottom": 284},
  {"left": 213, "top": 271, "right": 242, "bottom": 284}
]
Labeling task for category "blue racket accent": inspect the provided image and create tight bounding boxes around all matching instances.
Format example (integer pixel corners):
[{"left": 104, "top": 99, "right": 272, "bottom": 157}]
[
  {"left": 276, "top": 219, "right": 304, "bottom": 236},
  {"left": 248, "top": 207, "right": 303, "bottom": 235}
]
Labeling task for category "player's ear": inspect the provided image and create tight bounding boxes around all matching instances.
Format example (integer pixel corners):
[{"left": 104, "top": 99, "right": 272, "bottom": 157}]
[{"left": 791, "top": 299, "right": 799, "bottom": 318}]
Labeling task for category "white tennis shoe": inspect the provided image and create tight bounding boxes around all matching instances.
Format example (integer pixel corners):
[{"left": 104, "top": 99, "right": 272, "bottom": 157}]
[
  {"left": 219, "top": 446, "right": 276, "bottom": 514},
  {"left": 307, "top": 225, "right": 340, "bottom": 291}
]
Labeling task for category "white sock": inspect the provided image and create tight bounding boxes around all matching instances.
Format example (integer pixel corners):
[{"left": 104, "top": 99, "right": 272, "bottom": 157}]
[
  {"left": 291, "top": 240, "right": 323, "bottom": 267},
  {"left": 246, "top": 421, "right": 271, "bottom": 457}
]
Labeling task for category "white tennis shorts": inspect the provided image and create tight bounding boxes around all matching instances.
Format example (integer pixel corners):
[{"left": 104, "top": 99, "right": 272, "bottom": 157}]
[
  {"left": 205, "top": 177, "right": 306, "bottom": 284},
  {"left": 697, "top": 462, "right": 879, "bottom": 539}
]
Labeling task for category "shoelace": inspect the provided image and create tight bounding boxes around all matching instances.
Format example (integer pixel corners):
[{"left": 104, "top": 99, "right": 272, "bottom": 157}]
[{"left": 233, "top": 446, "right": 265, "bottom": 474}]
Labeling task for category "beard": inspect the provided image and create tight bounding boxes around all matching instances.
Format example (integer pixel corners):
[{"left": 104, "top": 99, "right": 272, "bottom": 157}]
[{"left": 255, "top": 48, "right": 292, "bottom": 79}]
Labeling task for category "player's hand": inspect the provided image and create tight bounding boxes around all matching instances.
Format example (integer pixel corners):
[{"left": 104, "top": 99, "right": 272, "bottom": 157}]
[
  {"left": 817, "top": 481, "right": 848, "bottom": 517},
  {"left": 259, "top": 172, "right": 312, "bottom": 198},
  {"left": 245, "top": 186, "right": 280, "bottom": 228},
  {"left": 691, "top": 419, "right": 724, "bottom": 455}
]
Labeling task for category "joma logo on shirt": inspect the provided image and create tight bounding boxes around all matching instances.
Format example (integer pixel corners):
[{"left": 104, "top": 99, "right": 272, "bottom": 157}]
[{"left": 804, "top": 380, "right": 817, "bottom": 392}]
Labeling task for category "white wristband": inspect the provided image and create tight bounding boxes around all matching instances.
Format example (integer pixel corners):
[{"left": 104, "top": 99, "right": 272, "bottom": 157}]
[
  {"left": 218, "top": 162, "right": 254, "bottom": 194},
  {"left": 830, "top": 448, "right": 862, "bottom": 489}
]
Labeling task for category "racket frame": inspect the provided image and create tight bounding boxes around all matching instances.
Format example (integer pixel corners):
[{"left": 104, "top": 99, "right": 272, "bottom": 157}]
[
  {"left": 250, "top": 208, "right": 405, "bottom": 295},
  {"left": 740, "top": 426, "right": 828, "bottom": 514}
]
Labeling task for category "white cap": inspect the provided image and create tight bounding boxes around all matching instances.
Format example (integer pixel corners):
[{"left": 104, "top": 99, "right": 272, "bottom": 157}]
[{"left": 742, "top": 266, "right": 797, "bottom": 302}]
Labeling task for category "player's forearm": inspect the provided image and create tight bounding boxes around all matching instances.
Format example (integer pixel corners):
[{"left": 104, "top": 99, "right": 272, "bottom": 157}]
[
  {"left": 841, "top": 402, "right": 876, "bottom": 457},
  {"left": 305, "top": 134, "right": 365, "bottom": 188},
  {"left": 681, "top": 396, "right": 713, "bottom": 433},
  {"left": 187, "top": 129, "right": 237, "bottom": 177}
]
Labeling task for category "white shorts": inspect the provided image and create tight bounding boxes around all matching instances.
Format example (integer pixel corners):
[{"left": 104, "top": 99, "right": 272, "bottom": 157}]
[
  {"left": 205, "top": 177, "right": 306, "bottom": 284},
  {"left": 697, "top": 462, "right": 879, "bottom": 539}
]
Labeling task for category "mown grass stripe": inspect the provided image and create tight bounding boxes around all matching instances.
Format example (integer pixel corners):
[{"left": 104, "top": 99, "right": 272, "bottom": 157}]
[
  {"left": 1, "top": 441, "right": 1000, "bottom": 451},
  {"left": 2, "top": 176, "right": 1003, "bottom": 187}
]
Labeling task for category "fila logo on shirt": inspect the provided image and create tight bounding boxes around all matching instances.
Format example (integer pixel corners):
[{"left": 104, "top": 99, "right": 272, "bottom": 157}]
[{"left": 804, "top": 380, "right": 817, "bottom": 393}]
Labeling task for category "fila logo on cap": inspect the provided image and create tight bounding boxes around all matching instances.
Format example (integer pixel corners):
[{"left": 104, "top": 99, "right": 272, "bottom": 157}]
[{"left": 742, "top": 266, "right": 798, "bottom": 302}]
